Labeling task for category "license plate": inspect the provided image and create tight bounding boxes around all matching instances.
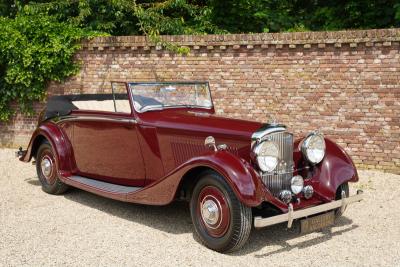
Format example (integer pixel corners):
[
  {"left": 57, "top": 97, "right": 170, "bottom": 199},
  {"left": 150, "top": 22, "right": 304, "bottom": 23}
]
[{"left": 300, "top": 211, "right": 335, "bottom": 234}]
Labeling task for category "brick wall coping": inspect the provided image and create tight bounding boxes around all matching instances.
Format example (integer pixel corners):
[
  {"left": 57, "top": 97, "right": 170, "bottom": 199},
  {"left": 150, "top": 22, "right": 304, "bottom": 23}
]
[{"left": 82, "top": 28, "right": 400, "bottom": 50}]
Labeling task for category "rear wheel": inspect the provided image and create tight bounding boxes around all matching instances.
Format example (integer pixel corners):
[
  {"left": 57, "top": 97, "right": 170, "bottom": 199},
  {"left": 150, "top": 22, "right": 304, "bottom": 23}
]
[
  {"left": 190, "top": 171, "right": 252, "bottom": 253},
  {"left": 36, "top": 141, "right": 69, "bottom": 195},
  {"left": 335, "top": 182, "right": 349, "bottom": 218}
]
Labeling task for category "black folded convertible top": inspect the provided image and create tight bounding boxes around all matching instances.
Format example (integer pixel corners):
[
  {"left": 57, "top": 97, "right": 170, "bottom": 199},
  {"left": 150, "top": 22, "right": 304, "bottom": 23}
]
[{"left": 42, "top": 94, "right": 128, "bottom": 122}]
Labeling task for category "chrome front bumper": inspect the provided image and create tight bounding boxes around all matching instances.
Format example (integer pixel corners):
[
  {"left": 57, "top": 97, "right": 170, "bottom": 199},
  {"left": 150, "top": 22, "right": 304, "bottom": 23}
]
[{"left": 254, "top": 189, "right": 364, "bottom": 228}]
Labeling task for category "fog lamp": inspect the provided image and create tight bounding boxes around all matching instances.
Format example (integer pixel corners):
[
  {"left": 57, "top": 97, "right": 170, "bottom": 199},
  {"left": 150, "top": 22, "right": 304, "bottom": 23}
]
[
  {"left": 303, "top": 185, "right": 314, "bottom": 199},
  {"left": 279, "top": 190, "right": 292, "bottom": 204},
  {"left": 291, "top": 175, "right": 304, "bottom": 194}
]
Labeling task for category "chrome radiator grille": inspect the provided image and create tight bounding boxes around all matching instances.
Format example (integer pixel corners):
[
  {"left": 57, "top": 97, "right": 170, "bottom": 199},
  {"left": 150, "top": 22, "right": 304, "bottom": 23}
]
[{"left": 261, "top": 131, "right": 294, "bottom": 196}]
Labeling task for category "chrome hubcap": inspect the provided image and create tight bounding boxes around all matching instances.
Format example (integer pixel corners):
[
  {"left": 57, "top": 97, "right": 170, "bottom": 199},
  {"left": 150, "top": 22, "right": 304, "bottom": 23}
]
[
  {"left": 201, "top": 199, "right": 220, "bottom": 225},
  {"left": 41, "top": 157, "right": 52, "bottom": 178}
]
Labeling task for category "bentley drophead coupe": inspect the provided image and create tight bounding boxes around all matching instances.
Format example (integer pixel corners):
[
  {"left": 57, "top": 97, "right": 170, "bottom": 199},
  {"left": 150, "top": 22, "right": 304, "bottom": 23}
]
[{"left": 17, "top": 81, "right": 363, "bottom": 252}]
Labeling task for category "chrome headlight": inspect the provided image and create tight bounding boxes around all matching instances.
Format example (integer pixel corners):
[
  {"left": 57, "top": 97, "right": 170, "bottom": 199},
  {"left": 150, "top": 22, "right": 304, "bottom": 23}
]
[
  {"left": 301, "top": 132, "right": 326, "bottom": 164},
  {"left": 254, "top": 140, "right": 279, "bottom": 172}
]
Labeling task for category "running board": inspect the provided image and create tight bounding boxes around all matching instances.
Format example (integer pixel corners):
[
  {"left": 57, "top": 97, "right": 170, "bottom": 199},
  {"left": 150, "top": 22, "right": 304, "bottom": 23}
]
[{"left": 63, "top": 175, "right": 142, "bottom": 202}]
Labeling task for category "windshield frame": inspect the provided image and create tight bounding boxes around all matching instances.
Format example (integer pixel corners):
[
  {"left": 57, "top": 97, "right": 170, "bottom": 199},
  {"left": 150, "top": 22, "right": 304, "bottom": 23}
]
[{"left": 128, "top": 81, "right": 214, "bottom": 113}]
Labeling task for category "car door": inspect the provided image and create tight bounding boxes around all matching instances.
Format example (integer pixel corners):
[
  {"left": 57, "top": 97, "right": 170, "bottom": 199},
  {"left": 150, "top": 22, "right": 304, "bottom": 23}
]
[{"left": 70, "top": 83, "right": 146, "bottom": 187}]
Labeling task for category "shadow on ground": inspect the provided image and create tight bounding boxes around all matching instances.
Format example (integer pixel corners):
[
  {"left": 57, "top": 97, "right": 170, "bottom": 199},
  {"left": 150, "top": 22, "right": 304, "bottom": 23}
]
[
  {"left": 25, "top": 177, "right": 358, "bottom": 256},
  {"left": 234, "top": 217, "right": 357, "bottom": 257},
  {"left": 26, "top": 178, "right": 41, "bottom": 186}
]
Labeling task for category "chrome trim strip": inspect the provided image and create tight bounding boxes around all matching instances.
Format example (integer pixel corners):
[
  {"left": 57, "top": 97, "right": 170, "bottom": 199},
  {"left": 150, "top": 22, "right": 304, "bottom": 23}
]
[
  {"left": 254, "top": 190, "right": 363, "bottom": 228},
  {"left": 54, "top": 116, "right": 137, "bottom": 124},
  {"left": 251, "top": 125, "right": 287, "bottom": 142}
]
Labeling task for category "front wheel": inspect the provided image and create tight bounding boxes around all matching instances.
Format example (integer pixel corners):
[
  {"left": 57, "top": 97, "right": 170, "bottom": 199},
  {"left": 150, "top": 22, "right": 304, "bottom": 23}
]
[
  {"left": 190, "top": 171, "right": 252, "bottom": 253},
  {"left": 335, "top": 182, "right": 349, "bottom": 218}
]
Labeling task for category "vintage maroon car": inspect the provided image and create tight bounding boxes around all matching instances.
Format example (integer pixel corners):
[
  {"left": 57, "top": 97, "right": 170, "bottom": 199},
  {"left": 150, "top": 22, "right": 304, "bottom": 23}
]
[{"left": 18, "top": 81, "right": 363, "bottom": 252}]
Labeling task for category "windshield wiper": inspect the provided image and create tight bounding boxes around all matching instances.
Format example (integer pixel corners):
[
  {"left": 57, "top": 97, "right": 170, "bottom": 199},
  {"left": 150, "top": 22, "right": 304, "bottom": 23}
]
[{"left": 139, "top": 104, "right": 212, "bottom": 112}]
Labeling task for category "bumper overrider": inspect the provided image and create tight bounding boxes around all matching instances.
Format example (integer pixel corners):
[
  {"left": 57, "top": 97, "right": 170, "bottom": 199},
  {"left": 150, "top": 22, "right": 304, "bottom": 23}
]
[{"left": 254, "top": 189, "right": 363, "bottom": 228}]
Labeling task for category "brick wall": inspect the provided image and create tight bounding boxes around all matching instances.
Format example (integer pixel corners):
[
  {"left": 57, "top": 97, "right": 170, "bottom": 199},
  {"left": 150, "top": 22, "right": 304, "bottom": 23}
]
[{"left": 1, "top": 29, "right": 399, "bottom": 173}]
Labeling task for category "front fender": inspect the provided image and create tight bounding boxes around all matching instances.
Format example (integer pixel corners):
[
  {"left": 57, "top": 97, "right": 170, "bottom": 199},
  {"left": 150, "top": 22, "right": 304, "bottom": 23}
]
[
  {"left": 21, "top": 122, "right": 74, "bottom": 175},
  {"left": 315, "top": 138, "right": 359, "bottom": 199},
  {"left": 126, "top": 150, "right": 266, "bottom": 206},
  {"left": 188, "top": 150, "right": 266, "bottom": 207}
]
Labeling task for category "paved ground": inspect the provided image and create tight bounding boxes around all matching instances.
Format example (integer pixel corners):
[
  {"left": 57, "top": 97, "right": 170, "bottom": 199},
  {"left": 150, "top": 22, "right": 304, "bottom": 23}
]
[{"left": 0, "top": 148, "right": 399, "bottom": 266}]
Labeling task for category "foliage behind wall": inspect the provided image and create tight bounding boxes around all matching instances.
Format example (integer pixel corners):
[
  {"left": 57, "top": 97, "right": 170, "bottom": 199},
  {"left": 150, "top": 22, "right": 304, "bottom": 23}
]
[{"left": 0, "top": 0, "right": 399, "bottom": 121}]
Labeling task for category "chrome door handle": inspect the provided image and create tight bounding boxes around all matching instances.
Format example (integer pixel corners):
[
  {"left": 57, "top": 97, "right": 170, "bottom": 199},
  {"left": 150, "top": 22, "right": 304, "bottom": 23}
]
[
  {"left": 119, "top": 118, "right": 137, "bottom": 124},
  {"left": 122, "top": 118, "right": 137, "bottom": 128}
]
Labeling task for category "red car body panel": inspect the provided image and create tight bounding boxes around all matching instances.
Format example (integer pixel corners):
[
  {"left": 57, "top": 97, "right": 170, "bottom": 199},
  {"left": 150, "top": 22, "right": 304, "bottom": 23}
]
[
  {"left": 22, "top": 122, "right": 76, "bottom": 175},
  {"left": 136, "top": 109, "right": 261, "bottom": 181},
  {"left": 20, "top": 84, "right": 359, "bottom": 212}
]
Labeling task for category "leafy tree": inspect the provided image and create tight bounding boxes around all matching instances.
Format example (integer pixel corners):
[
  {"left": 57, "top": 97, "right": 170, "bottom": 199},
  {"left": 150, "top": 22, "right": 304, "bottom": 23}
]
[
  {"left": 22, "top": 0, "right": 222, "bottom": 35},
  {"left": 208, "top": 0, "right": 296, "bottom": 33},
  {"left": 0, "top": 13, "right": 99, "bottom": 121},
  {"left": 0, "top": 0, "right": 16, "bottom": 17},
  {"left": 23, "top": 0, "right": 141, "bottom": 35},
  {"left": 208, "top": 0, "right": 400, "bottom": 33},
  {"left": 3, "top": 1, "right": 400, "bottom": 35},
  {"left": 303, "top": 0, "right": 400, "bottom": 31}
]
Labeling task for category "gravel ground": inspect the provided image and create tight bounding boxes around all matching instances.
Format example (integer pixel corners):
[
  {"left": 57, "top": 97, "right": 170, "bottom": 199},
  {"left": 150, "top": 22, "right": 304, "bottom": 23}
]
[{"left": 0, "top": 148, "right": 399, "bottom": 266}]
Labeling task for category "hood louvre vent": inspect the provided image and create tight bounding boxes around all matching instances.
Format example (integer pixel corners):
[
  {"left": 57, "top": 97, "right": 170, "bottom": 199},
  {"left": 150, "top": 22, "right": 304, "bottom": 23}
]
[{"left": 171, "top": 141, "right": 239, "bottom": 166}]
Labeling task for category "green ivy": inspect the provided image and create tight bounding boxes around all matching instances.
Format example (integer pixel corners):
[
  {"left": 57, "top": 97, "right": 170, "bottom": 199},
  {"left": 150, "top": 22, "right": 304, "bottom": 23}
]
[{"left": 0, "top": 14, "right": 101, "bottom": 121}]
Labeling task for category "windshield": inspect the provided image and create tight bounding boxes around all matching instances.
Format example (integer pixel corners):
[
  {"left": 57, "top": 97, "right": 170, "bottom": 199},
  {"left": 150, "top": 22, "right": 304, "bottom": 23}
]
[{"left": 128, "top": 82, "right": 213, "bottom": 112}]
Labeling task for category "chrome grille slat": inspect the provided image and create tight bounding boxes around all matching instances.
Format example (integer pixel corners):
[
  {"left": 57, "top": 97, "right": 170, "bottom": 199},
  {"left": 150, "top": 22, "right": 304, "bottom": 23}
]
[{"left": 261, "top": 131, "right": 294, "bottom": 196}]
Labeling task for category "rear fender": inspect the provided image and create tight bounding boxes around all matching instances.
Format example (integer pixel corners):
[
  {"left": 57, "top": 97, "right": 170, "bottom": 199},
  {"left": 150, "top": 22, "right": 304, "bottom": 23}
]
[{"left": 21, "top": 122, "right": 75, "bottom": 175}]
